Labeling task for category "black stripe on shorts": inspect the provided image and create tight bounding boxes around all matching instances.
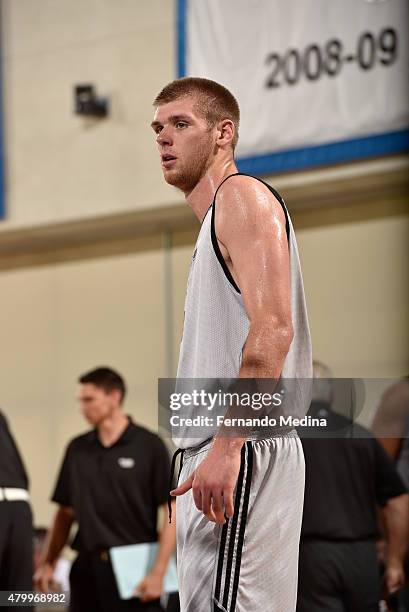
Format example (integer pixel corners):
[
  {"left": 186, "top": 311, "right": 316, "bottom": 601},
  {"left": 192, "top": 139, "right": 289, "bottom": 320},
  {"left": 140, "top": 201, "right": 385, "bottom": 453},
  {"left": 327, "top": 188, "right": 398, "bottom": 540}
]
[{"left": 213, "top": 441, "right": 253, "bottom": 612}]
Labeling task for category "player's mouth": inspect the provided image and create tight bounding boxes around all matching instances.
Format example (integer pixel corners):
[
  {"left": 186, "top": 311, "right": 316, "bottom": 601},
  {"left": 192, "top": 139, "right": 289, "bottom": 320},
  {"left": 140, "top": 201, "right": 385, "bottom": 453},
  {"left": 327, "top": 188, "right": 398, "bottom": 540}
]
[{"left": 161, "top": 153, "right": 177, "bottom": 168}]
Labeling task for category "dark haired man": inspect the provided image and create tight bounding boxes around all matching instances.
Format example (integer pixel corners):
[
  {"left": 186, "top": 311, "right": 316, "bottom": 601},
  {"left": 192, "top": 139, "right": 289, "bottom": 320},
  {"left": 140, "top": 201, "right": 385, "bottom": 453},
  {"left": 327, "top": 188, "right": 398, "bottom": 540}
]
[
  {"left": 35, "top": 367, "right": 176, "bottom": 612},
  {"left": 152, "top": 78, "right": 312, "bottom": 610}
]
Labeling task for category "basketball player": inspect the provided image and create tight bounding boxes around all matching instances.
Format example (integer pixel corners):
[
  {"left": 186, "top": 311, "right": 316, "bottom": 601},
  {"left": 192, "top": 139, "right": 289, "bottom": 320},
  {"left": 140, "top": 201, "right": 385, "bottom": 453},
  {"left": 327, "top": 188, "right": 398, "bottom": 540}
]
[{"left": 152, "top": 78, "right": 312, "bottom": 611}]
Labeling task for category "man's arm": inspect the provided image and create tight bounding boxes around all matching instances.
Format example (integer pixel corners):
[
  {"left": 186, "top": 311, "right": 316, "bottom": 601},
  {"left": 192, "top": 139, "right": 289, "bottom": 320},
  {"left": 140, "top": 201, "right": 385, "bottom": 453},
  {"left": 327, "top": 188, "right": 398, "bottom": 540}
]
[
  {"left": 34, "top": 506, "right": 75, "bottom": 592},
  {"left": 380, "top": 493, "right": 409, "bottom": 594},
  {"left": 216, "top": 177, "right": 293, "bottom": 380},
  {"left": 134, "top": 502, "right": 176, "bottom": 602},
  {"left": 172, "top": 176, "right": 293, "bottom": 523},
  {"left": 372, "top": 381, "right": 409, "bottom": 458}
]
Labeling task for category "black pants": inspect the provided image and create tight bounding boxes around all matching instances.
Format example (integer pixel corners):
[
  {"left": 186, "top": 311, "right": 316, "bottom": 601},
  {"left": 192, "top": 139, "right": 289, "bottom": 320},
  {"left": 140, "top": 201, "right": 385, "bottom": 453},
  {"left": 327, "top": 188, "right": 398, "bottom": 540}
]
[
  {"left": 0, "top": 501, "right": 33, "bottom": 612},
  {"left": 69, "top": 553, "right": 165, "bottom": 612},
  {"left": 297, "top": 539, "right": 381, "bottom": 612},
  {"left": 164, "top": 593, "right": 180, "bottom": 612}
]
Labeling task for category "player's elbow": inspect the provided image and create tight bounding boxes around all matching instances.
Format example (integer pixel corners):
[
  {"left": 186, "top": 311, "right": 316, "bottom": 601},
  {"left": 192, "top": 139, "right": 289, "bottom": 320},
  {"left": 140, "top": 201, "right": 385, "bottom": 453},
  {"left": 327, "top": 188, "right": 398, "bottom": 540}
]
[
  {"left": 246, "top": 319, "right": 294, "bottom": 368},
  {"left": 281, "top": 322, "right": 294, "bottom": 351},
  {"left": 268, "top": 318, "right": 294, "bottom": 353},
  {"left": 277, "top": 326, "right": 294, "bottom": 361}
]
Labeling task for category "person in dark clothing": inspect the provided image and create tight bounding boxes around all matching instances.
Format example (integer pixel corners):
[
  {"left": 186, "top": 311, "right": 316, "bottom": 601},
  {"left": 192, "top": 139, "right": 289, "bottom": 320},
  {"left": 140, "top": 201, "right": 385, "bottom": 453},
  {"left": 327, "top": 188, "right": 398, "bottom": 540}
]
[
  {"left": 372, "top": 378, "right": 409, "bottom": 609},
  {"left": 373, "top": 379, "right": 409, "bottom": 491},
  {"left": 0, "top": 410, "right": 33, "bottom": 611},
  {"left": 35, "top": 367, "right": 177, "bottom": 612},
  {"left": 297, "top": 362, "right": 409, "bottom": 612}
]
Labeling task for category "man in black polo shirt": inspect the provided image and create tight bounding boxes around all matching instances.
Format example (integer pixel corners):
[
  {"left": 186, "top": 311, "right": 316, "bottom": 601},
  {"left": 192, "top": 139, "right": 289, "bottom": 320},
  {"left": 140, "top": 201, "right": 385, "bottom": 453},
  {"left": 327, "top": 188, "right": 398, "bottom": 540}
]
[
  {"left": 297, "top": 363, "right": 409, "bottom": 612},
  {"left": 35, "top": 367, "right": 176, "bottom": 612},
  {"left": 0, "top": 410, "right": 33, "bottom": 610}
]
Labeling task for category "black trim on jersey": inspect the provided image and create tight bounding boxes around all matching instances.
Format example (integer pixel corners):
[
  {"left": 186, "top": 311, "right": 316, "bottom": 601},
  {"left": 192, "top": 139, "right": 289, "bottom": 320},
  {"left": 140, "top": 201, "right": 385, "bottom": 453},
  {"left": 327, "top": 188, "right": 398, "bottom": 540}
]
[
  {"left": 211, "top": 174, "right": 241, "bottom": 294},
  {"left": 201, "top": 202, "right": 213, "bottom": 225},
  {"left": 210, "top": 173, "right": 290, "bottom": 294}
]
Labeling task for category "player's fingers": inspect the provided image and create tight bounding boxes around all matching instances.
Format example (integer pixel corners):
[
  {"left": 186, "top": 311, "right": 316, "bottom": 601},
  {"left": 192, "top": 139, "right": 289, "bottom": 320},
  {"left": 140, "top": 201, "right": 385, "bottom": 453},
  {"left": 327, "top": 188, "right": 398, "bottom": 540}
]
[
  {"left": 170, "top": 472, "right": 194, "bottom": 496},
  {"left": 211, "top": 491, "right": 226, "bottom": 524},
  {"left": 202, "top": 491, "right": 219, "bottom": 523},
  {"left": 224, "top": 487, "right": 235, "bottom": 518},
  {"left": 200, "top": 488, "right": 211, "bottom": 515},
  {"left": 192, "top": 485, "right": 203, "bottom": 512}
]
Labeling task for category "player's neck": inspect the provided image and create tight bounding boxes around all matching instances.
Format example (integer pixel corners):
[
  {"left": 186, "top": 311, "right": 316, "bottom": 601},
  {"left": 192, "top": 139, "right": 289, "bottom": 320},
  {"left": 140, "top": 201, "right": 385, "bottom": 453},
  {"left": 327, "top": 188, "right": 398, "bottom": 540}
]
[
  {"left": 97, "top": 410, "right": 129, "bottom": 447},
  {"left": 186, "top": 159, "right": 238, "bottom": 222}
]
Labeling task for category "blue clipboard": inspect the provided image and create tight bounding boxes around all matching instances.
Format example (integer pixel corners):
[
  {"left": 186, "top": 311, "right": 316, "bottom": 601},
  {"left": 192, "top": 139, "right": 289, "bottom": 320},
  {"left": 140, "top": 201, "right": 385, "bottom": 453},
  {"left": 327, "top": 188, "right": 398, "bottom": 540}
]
[{"left": 109, "top": 543, "right": 178, "bottom": 600}]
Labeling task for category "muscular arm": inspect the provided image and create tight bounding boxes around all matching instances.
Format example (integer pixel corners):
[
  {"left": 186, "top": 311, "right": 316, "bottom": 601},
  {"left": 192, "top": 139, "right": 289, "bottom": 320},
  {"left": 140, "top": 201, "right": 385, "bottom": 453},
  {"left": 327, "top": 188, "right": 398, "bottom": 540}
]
[
  {"left": 35, "top": 506, "right": 75, "bottom": 591},
  {"left": 217, "top": 176, "right": 293, "bottom": 379},
  {"left": 172, "top": 176, "right": 293, "bottom": 522},
  {"left": 381, "top": 494, "right": 409, "bottom": 593}
]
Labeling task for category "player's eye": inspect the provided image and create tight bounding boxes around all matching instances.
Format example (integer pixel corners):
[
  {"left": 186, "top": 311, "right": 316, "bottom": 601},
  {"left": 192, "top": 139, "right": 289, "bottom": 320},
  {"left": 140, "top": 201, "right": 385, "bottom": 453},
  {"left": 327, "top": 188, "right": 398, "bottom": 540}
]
[
  {"left": 155, "top": 126, "right": 163, "bottom": 134},
  {"left": 176, "top": 121, "right": 188, "bottom": 129}
]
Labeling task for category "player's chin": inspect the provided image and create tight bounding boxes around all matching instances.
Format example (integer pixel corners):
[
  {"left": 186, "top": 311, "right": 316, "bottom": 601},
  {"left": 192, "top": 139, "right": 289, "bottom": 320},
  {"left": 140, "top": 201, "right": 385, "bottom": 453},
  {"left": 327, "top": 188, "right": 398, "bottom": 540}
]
[{"left": 163, "top": 169, "right": 183, "bottom": 188}]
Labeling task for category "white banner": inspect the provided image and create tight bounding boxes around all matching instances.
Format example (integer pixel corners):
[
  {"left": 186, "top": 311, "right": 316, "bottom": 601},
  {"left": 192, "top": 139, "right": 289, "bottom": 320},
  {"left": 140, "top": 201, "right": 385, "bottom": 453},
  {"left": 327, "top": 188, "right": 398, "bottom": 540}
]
[{"left": 179, "top": 0, "right": 409, "bottom": 170}]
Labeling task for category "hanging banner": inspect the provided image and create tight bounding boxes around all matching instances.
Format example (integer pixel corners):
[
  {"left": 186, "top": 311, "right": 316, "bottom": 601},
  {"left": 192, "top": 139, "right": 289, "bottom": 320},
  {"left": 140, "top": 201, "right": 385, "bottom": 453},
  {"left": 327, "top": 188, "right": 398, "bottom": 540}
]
[{"left": 178, "top": 0, "right": 409, "bottom": 173}]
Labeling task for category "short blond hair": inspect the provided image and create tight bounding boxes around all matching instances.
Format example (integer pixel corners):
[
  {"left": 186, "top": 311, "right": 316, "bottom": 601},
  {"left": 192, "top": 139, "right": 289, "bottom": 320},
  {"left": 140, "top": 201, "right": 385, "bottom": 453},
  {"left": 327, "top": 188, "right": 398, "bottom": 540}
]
[{"left": 153, "top": 77, "right": 240, "bottom": 149}]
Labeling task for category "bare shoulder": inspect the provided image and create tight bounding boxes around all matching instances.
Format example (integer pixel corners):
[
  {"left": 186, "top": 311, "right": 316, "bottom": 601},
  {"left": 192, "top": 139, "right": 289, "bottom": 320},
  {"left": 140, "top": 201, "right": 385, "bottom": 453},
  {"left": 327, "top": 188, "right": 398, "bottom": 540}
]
[
  {"left": 216, "top": 174, "right": 287, "bottom": 234},
  {"left": 215, "top": 175, "right": 286, "bottom": 245}
]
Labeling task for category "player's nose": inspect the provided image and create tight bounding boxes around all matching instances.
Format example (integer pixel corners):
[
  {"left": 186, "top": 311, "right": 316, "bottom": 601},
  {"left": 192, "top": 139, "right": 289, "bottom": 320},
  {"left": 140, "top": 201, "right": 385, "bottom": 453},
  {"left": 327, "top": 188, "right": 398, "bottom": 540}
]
[{"left": 156, "top": 126, "right": 173, "bottom": 146}]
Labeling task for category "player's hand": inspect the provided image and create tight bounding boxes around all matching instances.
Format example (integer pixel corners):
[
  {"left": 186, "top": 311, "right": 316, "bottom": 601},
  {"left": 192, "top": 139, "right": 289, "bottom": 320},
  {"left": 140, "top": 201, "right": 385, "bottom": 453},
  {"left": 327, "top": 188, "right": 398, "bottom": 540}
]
[
  {"left": 385, "top": 559, "right": 405, "bottom": 594},
  {"left": 134, "top": 569, "right": 163, "bottom": 601},
  {"left": 171, "top": 438, "right": 243, "bottom": 523},
  {"left": 34, "top": 562, "right": 58, "bottom": 593}
]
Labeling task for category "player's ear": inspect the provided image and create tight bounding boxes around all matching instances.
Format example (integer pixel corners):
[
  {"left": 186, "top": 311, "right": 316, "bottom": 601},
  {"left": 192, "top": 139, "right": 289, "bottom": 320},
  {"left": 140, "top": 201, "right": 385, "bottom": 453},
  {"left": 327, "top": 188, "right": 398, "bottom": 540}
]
[{"left": 217, "top": 119, "right": 235, "bottom": 149}]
